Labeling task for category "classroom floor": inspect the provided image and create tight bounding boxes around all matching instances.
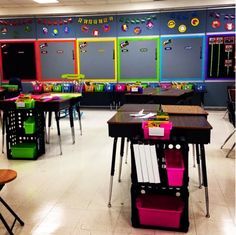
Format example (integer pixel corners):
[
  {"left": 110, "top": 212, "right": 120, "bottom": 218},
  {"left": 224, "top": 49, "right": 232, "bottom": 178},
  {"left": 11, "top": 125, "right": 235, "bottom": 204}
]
[{"left": 0, "top": 109, "right": 235, "bottom": 235}]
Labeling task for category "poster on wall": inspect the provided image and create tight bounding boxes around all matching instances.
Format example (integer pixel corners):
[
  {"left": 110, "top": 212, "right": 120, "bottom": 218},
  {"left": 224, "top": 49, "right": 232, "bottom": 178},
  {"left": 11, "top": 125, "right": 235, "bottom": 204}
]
[
  {"left": 118, "top": 37, "right": 159, "bottom": 82},
  {"left": 0, "top": 18, "right": 36, "bottom": 39},
  {"left": 76, "top": 16, "right": 116, "bottom": 38},
  {"left": 78, "top": 39, "right": 116, "bottom": 81},
  {"left": 160, "top": 36, "right": 204, "bottom": 81},
  {"left": 117, "top": 13, "right": 159, "bottom": 36},
  {"left": 206, "top": 35, "right": 235, "bottom": 80}
]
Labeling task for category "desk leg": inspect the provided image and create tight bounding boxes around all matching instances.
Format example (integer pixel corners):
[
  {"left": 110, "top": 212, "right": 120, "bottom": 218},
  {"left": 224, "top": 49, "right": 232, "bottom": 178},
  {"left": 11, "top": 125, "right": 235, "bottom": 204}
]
[
  {"left": 118, "top": 137, "right": 125, "bottom": 182},
  {"left": 75, "top": 104, "right": 82, "bottom": 136},
  {"left": 125, "top": 138, "right": 129, "bottom": 164},
  {"left": 196, "top": 144, "right": 202, "bottom": 189},
  {"left": 192, "top": 144, "right": 196, "bottom": 167},
  {"left": 69, "top": 107, "right": 75, "bottom": 144},
  {"left": 108, "top": 137, "right": 118, "bottom": 208},
  {"left": 200, "top": 144, "right": 210, "bottom": 218},
  {"left": 55, "top": 111, "right": 62, "bottom": 155},
  {"left": 47, "top": 111, "right": 52, "bottom": 144},
  {"left": 1, "top": 112, "right": 5, "bottom": 154}
]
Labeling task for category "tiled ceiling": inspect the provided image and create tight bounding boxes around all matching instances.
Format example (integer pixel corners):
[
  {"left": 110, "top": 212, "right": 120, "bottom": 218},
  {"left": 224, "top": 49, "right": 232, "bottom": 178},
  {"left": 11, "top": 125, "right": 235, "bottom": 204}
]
[{"left": 0, "top": 0, "right": 234, "bottom": 16}]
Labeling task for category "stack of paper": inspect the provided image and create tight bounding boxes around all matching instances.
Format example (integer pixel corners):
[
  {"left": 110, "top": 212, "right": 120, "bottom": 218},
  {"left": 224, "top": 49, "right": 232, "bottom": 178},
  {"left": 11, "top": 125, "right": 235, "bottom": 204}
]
[{"left": 133, "top": 145, "right": 160, "bottom": 183}]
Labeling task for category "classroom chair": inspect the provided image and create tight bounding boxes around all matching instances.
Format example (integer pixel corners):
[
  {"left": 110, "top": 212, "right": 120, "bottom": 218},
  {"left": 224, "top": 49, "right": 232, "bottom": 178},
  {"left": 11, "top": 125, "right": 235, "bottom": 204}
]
[{"left": 0, "top": 169, "right": 24, "bottom": 235}]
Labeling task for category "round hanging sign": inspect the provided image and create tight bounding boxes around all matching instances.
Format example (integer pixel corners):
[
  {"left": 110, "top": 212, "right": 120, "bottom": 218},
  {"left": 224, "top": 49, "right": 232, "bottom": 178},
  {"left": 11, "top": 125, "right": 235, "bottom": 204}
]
[
  {"left": 102, "top": 24, "right": 110, "bottom": 32},
  {"left": 178, "top": 24, "right": 187, "bottom": 33},
  {"left": 42, "top": 27, "right": 48, "bottom": 34},
  {"left": 121, "top": 24, "right": 128, "bottom": 32},
  {"left": 212, "top": 20, "right": 221, "bottom": 28},
  {"left": 191, "top": 18, "right": 200, "bottom": 26},
  {"left": 81, "top": 25, "right": 89, "bottom": 33},
  {"left": 168, "top": 20, "right": 176, "bottom": 28},
  {"left": 1, "top": 27, "right": 8, "bottom": 35},
  {"left": 133, "top": 27, "right": 141, "bottom": 35}
]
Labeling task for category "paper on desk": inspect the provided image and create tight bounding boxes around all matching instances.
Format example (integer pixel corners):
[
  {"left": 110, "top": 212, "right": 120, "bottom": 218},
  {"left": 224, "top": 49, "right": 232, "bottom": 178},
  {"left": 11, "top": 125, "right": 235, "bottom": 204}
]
[
  {"left": 137, "top": 112, "right": 156, "bottom": 119},
  {"left": 130, "top": 109, "right": 145, "bottom": 117}
]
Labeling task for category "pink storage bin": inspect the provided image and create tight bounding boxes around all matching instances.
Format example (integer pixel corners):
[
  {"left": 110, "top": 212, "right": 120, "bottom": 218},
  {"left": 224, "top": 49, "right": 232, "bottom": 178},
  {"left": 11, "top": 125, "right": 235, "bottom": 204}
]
[
  {"left": 142, "top": 121, "right": 172, "bottom": 140},
  {"left": 136, "top": 194, "right": 184, "bottom": 228},
  {"left": 160, "top": 83, "right": 172, "bottom": 89},
  {"left": 115, "top": 84, "right": 126, "bottom": 92},
  {"left": 165, "top": 149, "right": 185, "bottom": 186}
]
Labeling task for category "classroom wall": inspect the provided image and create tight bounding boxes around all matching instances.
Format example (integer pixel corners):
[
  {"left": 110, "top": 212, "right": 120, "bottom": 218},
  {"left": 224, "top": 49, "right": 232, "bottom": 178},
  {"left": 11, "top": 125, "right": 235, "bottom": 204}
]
[{"left": 0, "top": 6, "right": 235, "bottom": 107}]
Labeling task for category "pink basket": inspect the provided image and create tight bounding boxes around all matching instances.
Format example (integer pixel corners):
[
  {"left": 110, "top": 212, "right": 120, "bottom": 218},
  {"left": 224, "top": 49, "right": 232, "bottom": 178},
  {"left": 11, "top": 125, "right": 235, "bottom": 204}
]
[
  {"left": 32, "top": 83, "right": 43, "bottom": 93},
  {"left": 142, "top": 121, "right": 172, "bottom": 140},
  {"left": 115, "top": 84, "right": 126, "bottom": 92},
  {"left": 165, "top": 149, "right": 185, "bottom": 186},
  {"left": 136, "top": 194, "right": 184, "bottom": 228},
  {"left": 160, "top": 83, "right": 172, "bottom": 89}
]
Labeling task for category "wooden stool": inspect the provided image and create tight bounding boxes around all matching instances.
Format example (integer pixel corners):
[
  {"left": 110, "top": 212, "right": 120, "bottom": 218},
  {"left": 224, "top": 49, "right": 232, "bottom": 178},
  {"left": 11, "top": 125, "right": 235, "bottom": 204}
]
[{"left": 0, "top": 169, "right": 24, "bottom": 235}]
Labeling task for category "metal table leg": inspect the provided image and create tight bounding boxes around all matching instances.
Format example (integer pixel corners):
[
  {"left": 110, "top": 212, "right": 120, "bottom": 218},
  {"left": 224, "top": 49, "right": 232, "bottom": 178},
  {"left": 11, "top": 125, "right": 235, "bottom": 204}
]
[
  {"left": 55, "top": 111, "right": 62, "bottom": 155},
  {"left": 118, "top": 137, "right": 125, "bottom": 182},
  {"left": 75, "top": 104, "right": 82, "bottom": 136},
  {"left": 125, "top": 138, "right": 129, "bottom": 164},
  {"left": 108, "top": 137, "right": 118, "bottom": 208},
  {"left": 69, "top": 107, "right": 75, "bottom": 144},
  {"left": 47, "top": 111, "right": 52, "bottom": 144},
  {"left": 196, "top": 144, "right": 202, "bottom": 189},
  {"left": 200, "top": 144, "right": 210, "bottom": 218},
  {"left": 2, "top": 112, "right": 5, "bottom": 154}
]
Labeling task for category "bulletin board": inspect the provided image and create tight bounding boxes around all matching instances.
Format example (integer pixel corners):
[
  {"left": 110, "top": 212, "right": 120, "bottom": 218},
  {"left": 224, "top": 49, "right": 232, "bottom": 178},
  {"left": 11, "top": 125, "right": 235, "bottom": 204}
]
[
  {"left": 0, "top": 41, "right": 37, "bottom": 80},
  {"left": 36, "top": 40, "right": 77, "bottom": 80},
  {"left": 206, "top": 35, "right": 235, "bottom": 80},
  {"left": 160, "top": 35, "right": 205, "bottom": 81},
  {"left": 77, "top": 38, "right": 117, "bottom": 81},
  {"left": 118, "top": 37, "right": 159, "bottom": 82}
]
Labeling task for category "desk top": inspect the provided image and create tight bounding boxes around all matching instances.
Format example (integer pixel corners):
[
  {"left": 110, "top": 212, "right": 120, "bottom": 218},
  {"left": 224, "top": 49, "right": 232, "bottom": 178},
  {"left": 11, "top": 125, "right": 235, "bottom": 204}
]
[{"left": 118, "top": 104, "right": 208, "bottom": 116}]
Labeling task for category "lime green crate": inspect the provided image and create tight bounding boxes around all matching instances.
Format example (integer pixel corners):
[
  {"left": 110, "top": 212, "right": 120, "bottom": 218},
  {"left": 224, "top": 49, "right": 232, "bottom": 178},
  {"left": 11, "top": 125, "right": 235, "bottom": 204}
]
[
  {"left": 53, "top": 84, "right": 62, "bottom": 92},
  {"left": 182, "top": 83, "right": 194, "bottom": 90},
  {"left": 11, "top": 143, "right": 37, "bottom": 159},
  {"left": 23, "top": 117, "right": 36, "bottom": 134},
  {"left": 94, "top": 84, "right": 105, "bottom": 92},
  {"left": 2, "top": 84, "right": 18, "bottom": 91},
  {"left": 16, "top": 99, "right": 35, "bottom": 109}
]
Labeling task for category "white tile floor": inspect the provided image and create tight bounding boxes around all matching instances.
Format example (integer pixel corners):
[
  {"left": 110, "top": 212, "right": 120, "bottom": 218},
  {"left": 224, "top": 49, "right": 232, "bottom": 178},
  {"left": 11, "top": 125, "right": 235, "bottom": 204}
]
[{"left": 0, "top": 109, "right": 235, "bottom": 235}]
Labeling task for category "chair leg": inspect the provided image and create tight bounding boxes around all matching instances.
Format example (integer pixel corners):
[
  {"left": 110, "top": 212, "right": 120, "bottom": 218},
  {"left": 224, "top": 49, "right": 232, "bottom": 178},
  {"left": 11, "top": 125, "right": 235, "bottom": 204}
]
[
  {"left": 0, "top": 197, "right": 24, "bottom": 234},
  {"left": 226, "top": 143, "right": 235, "bottom": 158},
  {"left": 221, "top": 130, "right": 235, "bottom": 149}
]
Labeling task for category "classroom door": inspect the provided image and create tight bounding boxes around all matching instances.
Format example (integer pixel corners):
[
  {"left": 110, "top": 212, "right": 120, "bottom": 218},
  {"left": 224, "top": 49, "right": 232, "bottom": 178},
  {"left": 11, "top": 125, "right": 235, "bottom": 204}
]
[
  {"left": 118, "top": 38, "right": 158, "bottom": 82},
  {"left": 78, "top": 40, "right": 115, "bottom": 80},
  {"left": 39, "top": 41, "right": 75, "bottom": 80},
  {"left": 161, "top": 36, "right": 203, "bottom": 81}
]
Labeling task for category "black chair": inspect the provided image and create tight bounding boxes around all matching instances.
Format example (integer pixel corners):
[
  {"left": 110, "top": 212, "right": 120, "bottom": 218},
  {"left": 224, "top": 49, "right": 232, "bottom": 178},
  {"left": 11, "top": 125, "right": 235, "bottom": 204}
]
[{"left": 221, "top": 86, "right": 235, "bottom": 158}]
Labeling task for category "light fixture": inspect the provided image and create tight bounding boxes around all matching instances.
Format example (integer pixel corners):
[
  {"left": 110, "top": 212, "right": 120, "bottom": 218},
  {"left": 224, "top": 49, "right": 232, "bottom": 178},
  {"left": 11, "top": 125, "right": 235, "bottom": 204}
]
[{"left": 33, "top": 0, "right": 59, "bottom": 4}]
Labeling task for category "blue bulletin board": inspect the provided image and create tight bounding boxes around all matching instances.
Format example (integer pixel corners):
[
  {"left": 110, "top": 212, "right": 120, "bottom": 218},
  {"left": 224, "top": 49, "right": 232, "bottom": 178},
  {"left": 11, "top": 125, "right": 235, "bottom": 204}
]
[
  {"left": 160, "top": 10, "right": 206, "bottom": 35},
  {"left": 0, "top": 18, "right": 36, "bottom": 39}
]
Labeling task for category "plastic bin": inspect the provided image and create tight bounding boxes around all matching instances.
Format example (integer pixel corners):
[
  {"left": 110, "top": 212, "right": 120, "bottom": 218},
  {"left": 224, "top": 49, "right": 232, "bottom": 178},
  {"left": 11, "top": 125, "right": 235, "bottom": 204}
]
[
  {"left": 142, "top": 121, "right": 172, "bottom": 140},
  {"left": 94, "top": 83, "right": 105, "bottom": 92},
  {"left": 16, "top": 99, "right": 35, "bottom": 109},
  {"left": 115, "top": 84, "right": 126, "bottom": 92},
  {"left": 136, "top": 194, "right": 184, "bottom": 228},
  {"left": 32, "top": 83, "right": 43, "bottom": 93},
  {"left": 105, "top": 83, "right": 114, "bottom": 92},
  {"left": 23, "top": 117, "right": 36, "bottom": 134},
  {"left": 165, "top": 149, "right": 185, "bottom": 186},
  {"left": 53, "top": 84, "right": 62, "bottom": 92},
  {"left": 160, "top": 83, "right": 172, "bottom": 89},
  {"left": 11, "top": 143, "right": 37, "bottom": 159}
]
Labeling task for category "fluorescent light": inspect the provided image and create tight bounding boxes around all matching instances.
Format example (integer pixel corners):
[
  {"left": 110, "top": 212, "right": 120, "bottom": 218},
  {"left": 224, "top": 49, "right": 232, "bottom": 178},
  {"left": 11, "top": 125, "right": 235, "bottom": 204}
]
[{"left": 33, "top": 0, "right": 59, "bottom": 4}]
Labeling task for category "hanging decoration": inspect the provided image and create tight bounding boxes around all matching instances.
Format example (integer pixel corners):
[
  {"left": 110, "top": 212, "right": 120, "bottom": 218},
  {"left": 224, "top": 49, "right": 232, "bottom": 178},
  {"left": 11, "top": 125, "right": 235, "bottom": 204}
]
[
  {"left": 146, "top": 21, "right": 154, "bottom": 29},
  {"left": 64, "top": 26, "right": 70, "bottom": 33},
  {"left": 78, "top": 16, "right": 114, "bottom": 25},
  {"left": 37, "top": 17, "right": 73, "bottom": 26},
  {"left": 102, "top": 24, "right": 110, "bottom": 32},
  {"left": 92, "top": 29, "right": 99, "bottom": 36},
  {"left": 178, "top": 24, "right": 187, "bottom": 33},
  {"left": 167, "top": 20, "right": 176, "bottom": 28},
  {"left": 24, "top": 25, "right": 31, "bottom": 32},
  {"left": 225, "top": 22, "right": 234, "bottom": 31},
  {"left": 133, "top": 27, "right": 141, "bottom": 35},
  {"left": 121, "top": 24, "right": 128, "bottom": 32},
  {"left": 212, "top": 20, "right": 221, "bottom": 28},
  {"left": 81, "top": 25, "right": 89, "bottom": 33},
  {"left": 119, "top": 15, "right": 156, "bottom": 26},
  {"left": 52, "top": 28, "right": 59, "bottom": 36},
  {"left": 191, "top": 18, "right": 200, "bottom": 26},
  {"left": 0, "top": 19, "right": 33, "bottom": 26},
  {"left": 42, "top": 27, "right": 48, "bottom": 34},
  {"left": 1, "top": 27, "right": 8, "bottom": 35}
]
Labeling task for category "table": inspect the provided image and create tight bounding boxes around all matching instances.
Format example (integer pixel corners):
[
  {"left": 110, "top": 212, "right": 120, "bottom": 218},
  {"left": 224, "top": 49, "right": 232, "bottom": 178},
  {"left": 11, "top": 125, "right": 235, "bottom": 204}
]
[
  {"left": 107, "top": 109, "right": 212, "bottom": 220},
  {"left": 125, "top": 87, "right": 194, "bottom": 104},
  {"left": 0, "top": 93, "right": 82, "bottom": 157}
]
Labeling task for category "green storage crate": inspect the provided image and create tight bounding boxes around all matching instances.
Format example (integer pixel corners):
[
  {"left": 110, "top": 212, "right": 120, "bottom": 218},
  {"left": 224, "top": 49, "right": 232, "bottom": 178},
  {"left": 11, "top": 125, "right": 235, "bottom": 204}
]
[
  {"left": 23, "top": 117, "right": 36, "bottom": 134},
  {"left": 2, "top": 84, "right": 18, "bottom": 91},
  {"left": 53, "top": 84, "right": 62, "bottom": 92},
  {"left": 16, "top": 99, "right": 35, "bottom": 109},
  {"left": 94, "top": 84, "right": 105, "bottom": 92},
  {"left": 11, "top": 143, "right": 37, "bottom": 159}
]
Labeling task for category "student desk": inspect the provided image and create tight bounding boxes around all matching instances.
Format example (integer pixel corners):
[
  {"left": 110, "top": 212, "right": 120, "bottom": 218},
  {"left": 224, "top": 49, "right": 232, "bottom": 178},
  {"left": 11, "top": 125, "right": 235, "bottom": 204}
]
[
  {"left": 0, "top": 94, "right": 82, "bottom": 157},
  {"left": 107, "top": 108, "right": 212, "bottom": 220},
  {"left": 124, "top": 87, "right": 194, "bottom": 104}
]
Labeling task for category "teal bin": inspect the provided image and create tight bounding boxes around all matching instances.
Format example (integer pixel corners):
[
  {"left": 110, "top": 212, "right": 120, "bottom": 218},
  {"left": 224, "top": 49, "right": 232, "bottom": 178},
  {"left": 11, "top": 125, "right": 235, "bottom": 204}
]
[
  {"left": 23, "top": 117, "right": 36, "bottom": 134},
  {"left": 11, "top": 143, "right": 37, "bottom": 159}
]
